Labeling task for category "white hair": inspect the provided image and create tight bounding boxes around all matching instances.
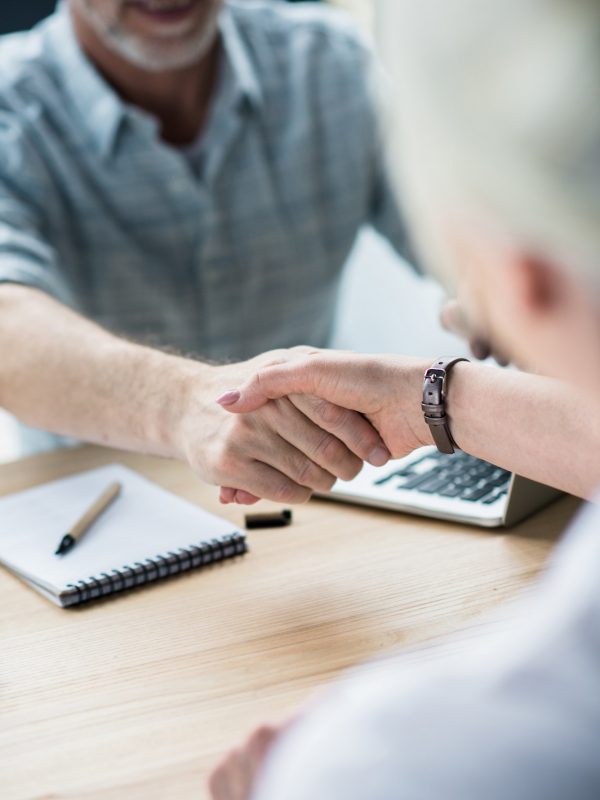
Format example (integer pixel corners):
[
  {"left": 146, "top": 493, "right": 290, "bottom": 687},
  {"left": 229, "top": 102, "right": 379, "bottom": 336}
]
[
  {"left": 376, "top": 0, "right": 600, "bottom": 288},
  {"left": 73, "top": 0, "right": 220, "bottom": 72}
]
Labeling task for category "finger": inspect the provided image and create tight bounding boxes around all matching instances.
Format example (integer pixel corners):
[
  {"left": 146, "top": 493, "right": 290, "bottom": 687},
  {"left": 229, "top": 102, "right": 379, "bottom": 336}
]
[
  {"left": 493, "top": 350, "right": 510, "bottom": 367},
  {"left": 208, "top": 724, "right": 285, "bottom": 800},
  {"left": 253, "top": 425, "right": 338, "bottom": 492},
  {"left": 262, "top": 397, "right": 365, "bottom": 480},
  {"left": 220, "top": 487, "right": 236, "bottom": 504},
  {"left": 212, "top": 751, "right": 251, "bottom": 800},
  {"left": 260, "top": 397, "right": 364, "bottom": 481},
  {"left": 231, "top": 746, "right": 254, "bottom": 800},
  {"left": 469, "top": 337, "right": 511, "bottom": 365},
  {"left": 214, "top": 403, "right": 348, "bottom": 499},
  {"left": 469, "top": 337, "right": 491, "bottom": 361},
  {"left": 209, "top": 753, "right": 238, "bottom": 800},
  {"left": 290, "top": 393, "right": 390, "bottom": 468},
  {"left": 232, "top": 489, "right": 261, "bottom": 505},
  {"left": 215, "top": 459, "right": 312, "bottom": 505},
  {"left": 217, "top": 356, "right": 380, "bottom": 416},
  {"left": 216, "top": 362, "right": 331, "bottom": 412},
  {"left": 246, "top": 724, "right": 280, "bottom": 758},
  {"left": 442, "top": 301, "right": 496, "bottom": 362},
  {"left": 440, "top": 298, "right": 471, "bottom": 338},
  {"left": 220, "top": 487, "right": 260, "bottom": 505},
  {"left": 245, "top": 725, "right": 281, "bottom": 783}
]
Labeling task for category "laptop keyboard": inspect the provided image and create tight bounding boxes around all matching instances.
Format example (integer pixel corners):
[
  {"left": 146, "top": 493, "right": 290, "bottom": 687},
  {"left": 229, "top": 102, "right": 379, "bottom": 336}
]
[{"left": 373, "top": 451, "right": 511, "bottom": 504}]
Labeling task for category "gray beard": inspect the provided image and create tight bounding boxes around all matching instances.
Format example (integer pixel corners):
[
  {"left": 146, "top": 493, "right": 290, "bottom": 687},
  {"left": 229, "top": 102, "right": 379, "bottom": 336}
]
[{"left": 75, "top": 0, "right": 219, "bottom": 72}]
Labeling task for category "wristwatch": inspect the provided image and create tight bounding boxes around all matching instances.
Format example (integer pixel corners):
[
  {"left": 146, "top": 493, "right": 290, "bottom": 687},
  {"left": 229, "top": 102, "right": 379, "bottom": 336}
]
[{"left": 421, "top": 357, "right": 470, "bottom": 454}]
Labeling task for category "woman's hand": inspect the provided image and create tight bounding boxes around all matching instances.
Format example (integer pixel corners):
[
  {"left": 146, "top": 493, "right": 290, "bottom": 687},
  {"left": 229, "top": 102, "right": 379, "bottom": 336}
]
[
  {"left": 209, "top": 722, "right": 287, "bottom": 800},
  {"left": 217, "top": 352, "right": 434, "bottom": 464},
  {"left": 440, "top": 299, "right": 509, "bottom": 365},
  {"left": 182, "top": 347, "right": 391, "bottom": 506}
]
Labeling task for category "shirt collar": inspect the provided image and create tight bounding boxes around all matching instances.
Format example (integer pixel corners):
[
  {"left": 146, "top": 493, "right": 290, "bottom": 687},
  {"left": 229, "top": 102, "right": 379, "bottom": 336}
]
[
  {"left": 42, "top": 1, "right": 262, "bottom": 160},
  {"left": 218, "top": 4, "right": 263, "bottom": 113},
  {"left": 43, "top": 3, "right": 125, "bottom": 160}
]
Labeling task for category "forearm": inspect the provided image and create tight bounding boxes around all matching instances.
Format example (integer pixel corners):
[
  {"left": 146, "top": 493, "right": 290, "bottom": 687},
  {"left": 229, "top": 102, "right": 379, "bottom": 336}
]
[
  {"left": 176, "top": 343, "right": 595, "bottom": 500},
  {"left": 0, "top": 285, "right": 203, "bottom": 458},
  {"left": 446, "top": 362, "right": 595, "bottom": 499},
  {"left": 0, "top": 286, "right": 388, "bottom": 503}
]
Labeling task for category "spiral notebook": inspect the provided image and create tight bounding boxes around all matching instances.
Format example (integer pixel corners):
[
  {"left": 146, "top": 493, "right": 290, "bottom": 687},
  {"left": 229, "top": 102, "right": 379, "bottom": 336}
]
[{"left": 0, "top": 464, "right": 247, "bottom": 607}]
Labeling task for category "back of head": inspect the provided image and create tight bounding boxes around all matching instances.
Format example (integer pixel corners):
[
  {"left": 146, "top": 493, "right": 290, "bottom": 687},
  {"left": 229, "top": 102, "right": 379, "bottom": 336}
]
[{"left": 377, "top": 0, "right": 600, "bottom": 289}]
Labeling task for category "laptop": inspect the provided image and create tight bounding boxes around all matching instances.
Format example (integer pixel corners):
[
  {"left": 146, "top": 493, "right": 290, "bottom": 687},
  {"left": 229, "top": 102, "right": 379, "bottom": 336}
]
[{"left": 319, "top": 447, "right": 561, "bottom": 528}]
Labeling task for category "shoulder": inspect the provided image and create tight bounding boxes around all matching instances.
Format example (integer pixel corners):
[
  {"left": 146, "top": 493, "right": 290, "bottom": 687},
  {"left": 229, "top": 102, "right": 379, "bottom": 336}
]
[
  {"left": 0, "top": 29, "right": 53, "bottom": 187},
  {"left": 0, "top": 19, "right": 64, "bottom": 177},
  {"left": 226, "top": 0, "right": 377, "bottom": 144},
  {"left": 227, "top": 0, "right": 372, "bottom": 71},
  {"left": 228, "top": 0, "right": 368, "bottom": 42},
  {"left": 0, "top": 18, "right": 61, "bottom": 152},
  {"left": 0, "top": 22, "right": 54, "bottom": 103}
]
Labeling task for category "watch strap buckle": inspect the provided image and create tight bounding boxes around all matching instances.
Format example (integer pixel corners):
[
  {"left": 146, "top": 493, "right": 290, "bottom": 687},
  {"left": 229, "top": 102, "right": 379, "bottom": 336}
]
[{"left": 421, "top": 357, "right": 470, "bottom": 454}]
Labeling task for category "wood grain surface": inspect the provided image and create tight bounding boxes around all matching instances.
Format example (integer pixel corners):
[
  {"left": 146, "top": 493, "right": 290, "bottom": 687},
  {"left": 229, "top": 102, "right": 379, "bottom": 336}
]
[{"left": 0, "top": 446, "right": 581, "bottom": 800}]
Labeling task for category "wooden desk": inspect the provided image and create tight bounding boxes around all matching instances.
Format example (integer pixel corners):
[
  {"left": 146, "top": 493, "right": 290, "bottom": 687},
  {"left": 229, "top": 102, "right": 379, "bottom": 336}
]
[{"left": 1, "top": 446, "right": 580, "bottom": 800}]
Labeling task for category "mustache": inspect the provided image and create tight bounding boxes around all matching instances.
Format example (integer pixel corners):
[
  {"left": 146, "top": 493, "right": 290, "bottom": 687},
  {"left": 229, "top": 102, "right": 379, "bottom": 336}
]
[
  {"left": 122, "top": 0, "right": 200, "bottom": 9},
  {"left": 80, "top": 0, "right": 201, "bottom": 12}
]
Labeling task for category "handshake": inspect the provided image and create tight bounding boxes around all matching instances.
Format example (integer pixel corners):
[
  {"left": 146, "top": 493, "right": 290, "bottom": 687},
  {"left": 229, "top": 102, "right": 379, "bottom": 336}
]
[
  {"left": 175, "top": 301, "right": 509, "bottom": 505},
  {"left": 183, "top": 347, "right": 438, "bottom": 506}
]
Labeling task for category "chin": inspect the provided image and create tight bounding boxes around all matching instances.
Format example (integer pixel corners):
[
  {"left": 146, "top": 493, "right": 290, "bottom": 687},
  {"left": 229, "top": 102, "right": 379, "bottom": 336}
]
[
  {"left": 77, "top": 0, "right": 221, "bottom": 72},
  {"left": 109, "top": 20, "right": 218, "bottom": 70}
]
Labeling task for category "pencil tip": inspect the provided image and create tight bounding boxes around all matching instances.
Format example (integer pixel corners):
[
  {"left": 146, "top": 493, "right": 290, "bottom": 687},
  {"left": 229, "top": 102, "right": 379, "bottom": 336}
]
[{"left": 55, "top": 534, "right": 75, "bottom": 556}]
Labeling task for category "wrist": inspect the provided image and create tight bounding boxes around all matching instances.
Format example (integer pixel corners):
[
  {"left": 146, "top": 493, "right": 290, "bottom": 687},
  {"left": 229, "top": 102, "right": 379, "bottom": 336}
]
[
  {"left": 411, "top": 358, "right": 437, "bottom": 448},
  {"left": 442, "top": 359, "right": 471, "bottom": 452},
  {"left": 422, "top": 358, "right": 472, "bottom": 453},
  {"left": 146, "top": 354, "right": 215, "bottom": 460},
  {"left": 387, "top": 356, "right": 435, "bottom": 450}
]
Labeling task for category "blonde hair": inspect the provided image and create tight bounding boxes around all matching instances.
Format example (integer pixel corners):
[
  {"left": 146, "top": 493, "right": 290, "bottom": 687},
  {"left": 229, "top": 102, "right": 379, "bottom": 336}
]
[{"left": 377, "top": 0, "right": 600, "bottom": 287}]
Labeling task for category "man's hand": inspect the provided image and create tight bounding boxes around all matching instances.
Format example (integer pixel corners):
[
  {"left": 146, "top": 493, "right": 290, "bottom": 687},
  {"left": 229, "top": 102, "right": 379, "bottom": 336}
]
[
  {"left": 440, "top": 299, "right": 509, "bottom": 365},
  {"left": 174, "top": 348, "right": 391, "bottom": 505},
  {"left": 0, "top": 289, "right": 390, "bottom": 505},
  {"left": 216, "top": 352, "right": 434, "bottom": 463},
  {"left": 209, "top": 723, "right": 286, "bottom": 800}
]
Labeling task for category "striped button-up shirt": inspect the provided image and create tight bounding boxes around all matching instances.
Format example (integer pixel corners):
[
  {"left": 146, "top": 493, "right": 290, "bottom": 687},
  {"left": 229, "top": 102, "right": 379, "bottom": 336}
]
[{"left": 0, "top": 0, "right": 409, "bottom": 362}]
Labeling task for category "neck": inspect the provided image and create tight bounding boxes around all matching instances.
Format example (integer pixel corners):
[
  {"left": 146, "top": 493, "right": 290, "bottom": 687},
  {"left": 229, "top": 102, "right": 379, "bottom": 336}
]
[{"left": 70, "top": 6, "right": 221, "bottom": 146}]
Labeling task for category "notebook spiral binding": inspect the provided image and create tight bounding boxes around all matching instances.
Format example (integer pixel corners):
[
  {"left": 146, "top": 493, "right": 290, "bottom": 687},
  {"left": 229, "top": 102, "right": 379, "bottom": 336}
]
[{"left": 60, "top": 532, "right": 247, "bottom": 607}]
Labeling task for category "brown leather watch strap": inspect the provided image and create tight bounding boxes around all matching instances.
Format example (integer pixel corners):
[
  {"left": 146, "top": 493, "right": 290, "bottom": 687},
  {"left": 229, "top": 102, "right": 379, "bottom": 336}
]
[{"left": 422, "top": 357, "right": 470, "bottom": 454}]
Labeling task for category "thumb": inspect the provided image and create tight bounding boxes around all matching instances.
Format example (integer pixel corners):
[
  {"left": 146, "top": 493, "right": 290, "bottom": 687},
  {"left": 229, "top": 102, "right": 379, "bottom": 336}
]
[
  {"left": 440, "top": 298, "right": 470, "bottom": 338},
  {"left": 216, "top": 361, "right": 326, "bottom": 413},
  {"left": 441, "top": 299, "right": 491, "bottom": 361}
]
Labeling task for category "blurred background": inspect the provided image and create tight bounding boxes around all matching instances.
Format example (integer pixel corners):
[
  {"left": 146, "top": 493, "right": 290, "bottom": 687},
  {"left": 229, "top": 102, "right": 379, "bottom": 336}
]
[
  {"left": 0, "top": 0, "right": 464, "bottom": 462},
  {"left": 0, "top": 0, "right": 373, "bottom": 35}
]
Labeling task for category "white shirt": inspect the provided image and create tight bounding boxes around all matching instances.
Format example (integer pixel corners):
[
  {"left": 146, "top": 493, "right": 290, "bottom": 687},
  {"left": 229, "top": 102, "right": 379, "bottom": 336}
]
[{"left": 255, "top": 500, "right": 600, "bottom": 800}]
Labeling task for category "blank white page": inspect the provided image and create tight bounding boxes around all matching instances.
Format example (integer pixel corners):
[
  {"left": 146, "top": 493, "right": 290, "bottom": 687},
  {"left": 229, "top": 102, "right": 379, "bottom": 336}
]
[{"left": 0, "top": 464, "right": 239, "bottom": 592}]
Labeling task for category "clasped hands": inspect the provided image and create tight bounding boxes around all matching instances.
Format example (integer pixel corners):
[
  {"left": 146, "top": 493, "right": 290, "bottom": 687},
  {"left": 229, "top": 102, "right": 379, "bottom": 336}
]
[
  {"left": 178, "top": 301, "right": 491, "bottom": 507},
  {"left": 212, "top": 348, "right": 432, "bottom": 505},
  {"left": 205, "top": 300, "right": 502, "bottom": 505}
]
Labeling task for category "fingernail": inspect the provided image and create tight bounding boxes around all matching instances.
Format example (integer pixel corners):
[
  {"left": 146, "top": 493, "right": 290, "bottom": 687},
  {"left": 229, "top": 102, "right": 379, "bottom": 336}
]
[
  {"left": 368, "top": 445, "right": 391, "bottom": 467},
  {"left": 471, "top": 340, "right": 490, "bottom": 360},
  {"left": 217, "top": 389, "right": 241, "bottom": 406}
]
